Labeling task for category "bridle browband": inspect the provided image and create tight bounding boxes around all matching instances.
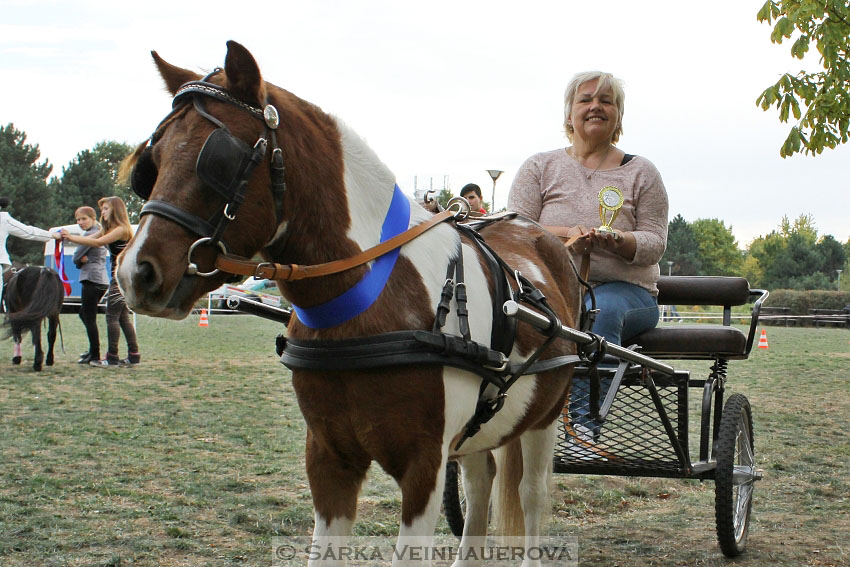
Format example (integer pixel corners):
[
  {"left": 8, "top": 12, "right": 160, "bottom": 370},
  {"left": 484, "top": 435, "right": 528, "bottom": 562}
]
[{"left": 132, "top": 69, "right": 286, "bottom": 277}]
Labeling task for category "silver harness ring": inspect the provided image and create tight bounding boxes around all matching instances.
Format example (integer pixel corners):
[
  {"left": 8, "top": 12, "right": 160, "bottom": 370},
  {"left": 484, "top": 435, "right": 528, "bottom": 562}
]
[{"left": 187, "top": 237, "right": 228, "bottom": 277}]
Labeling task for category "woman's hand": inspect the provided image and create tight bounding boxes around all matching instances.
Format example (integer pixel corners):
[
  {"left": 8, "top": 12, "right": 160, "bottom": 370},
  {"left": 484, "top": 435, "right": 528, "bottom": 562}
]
[{"left": 587, "top": 228, "right": 636, "bottom": 260}]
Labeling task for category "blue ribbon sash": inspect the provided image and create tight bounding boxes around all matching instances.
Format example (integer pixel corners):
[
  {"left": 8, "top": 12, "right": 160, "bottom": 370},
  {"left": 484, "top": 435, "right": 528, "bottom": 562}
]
[{"left": 293, "top": 185, "right": 411, "bottom": 329}]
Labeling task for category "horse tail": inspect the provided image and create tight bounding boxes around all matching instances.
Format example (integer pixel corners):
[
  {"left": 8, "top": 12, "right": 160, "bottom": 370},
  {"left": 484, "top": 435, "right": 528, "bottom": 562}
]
[
  {"left": 5, "top": 268, "right": 64, "bottom": 334},
  {"left": 491, "top": 438, "right": 525, "bottom": 537}
]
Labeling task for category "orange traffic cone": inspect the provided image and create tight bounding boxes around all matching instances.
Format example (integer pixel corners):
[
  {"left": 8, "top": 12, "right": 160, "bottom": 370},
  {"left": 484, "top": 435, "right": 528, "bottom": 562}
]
[
  {"left": 198, "top": 308, "right": 210, "bottom": 327},
  {"left": 757, "top": 329, "right": 768, "bottom": 349}
]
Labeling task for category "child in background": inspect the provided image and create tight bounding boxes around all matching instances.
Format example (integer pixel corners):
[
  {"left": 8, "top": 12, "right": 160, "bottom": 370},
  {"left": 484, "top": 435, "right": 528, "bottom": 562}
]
[{"left": 72, "top": 206, "right": 109, "bottom": 364}]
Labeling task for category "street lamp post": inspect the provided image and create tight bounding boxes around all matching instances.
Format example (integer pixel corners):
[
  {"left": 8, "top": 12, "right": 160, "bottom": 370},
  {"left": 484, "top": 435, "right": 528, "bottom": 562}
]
[
  {"left": 838, "top": 269, "right": 843, "bottom": 290},
  {"left": 667, "top": 261, "right": 673, "bottom": 277},
  {"left": 486, "top": 169, "right": 503, "bottom": 212}
]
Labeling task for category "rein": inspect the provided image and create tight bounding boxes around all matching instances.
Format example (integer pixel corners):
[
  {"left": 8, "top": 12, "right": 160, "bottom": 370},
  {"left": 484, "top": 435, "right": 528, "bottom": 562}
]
[{"left": 214, "top": 209, "right": 456, "bottom": 281}]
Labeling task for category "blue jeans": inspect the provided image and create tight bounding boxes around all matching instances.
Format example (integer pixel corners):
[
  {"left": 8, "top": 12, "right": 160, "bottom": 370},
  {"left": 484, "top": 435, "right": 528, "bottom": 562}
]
[{"left": 570, "top": 282, "right": 659, "bottom": 433}]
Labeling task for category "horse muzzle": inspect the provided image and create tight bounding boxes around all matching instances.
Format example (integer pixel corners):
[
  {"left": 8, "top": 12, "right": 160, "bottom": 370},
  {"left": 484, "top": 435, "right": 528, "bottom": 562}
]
[{"left": 116, "top": 222, "right": 217, "bottom": 319}]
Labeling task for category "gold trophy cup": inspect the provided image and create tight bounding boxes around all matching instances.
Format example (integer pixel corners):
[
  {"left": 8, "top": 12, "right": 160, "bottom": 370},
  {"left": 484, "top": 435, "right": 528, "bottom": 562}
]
[{"left": 597, "top": 186, "right": 624, "bottom": 234}]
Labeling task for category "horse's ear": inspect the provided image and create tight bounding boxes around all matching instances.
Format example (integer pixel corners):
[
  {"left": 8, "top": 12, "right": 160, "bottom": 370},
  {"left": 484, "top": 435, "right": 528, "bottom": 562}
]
[
  {"left": 151, "top": 51, "right": 201, "bottom": 95},
  {"left": 223, "top": 40, "right": 265, "bottom": 106}
]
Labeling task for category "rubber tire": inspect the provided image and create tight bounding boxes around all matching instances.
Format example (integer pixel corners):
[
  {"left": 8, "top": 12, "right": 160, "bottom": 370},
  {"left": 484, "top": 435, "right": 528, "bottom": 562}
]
[
  {"left": 714, "top": 393, "right": 755, "bottom": 557},
  {"left": 443, "top": 461, "right": 465, "bottom": 538}
]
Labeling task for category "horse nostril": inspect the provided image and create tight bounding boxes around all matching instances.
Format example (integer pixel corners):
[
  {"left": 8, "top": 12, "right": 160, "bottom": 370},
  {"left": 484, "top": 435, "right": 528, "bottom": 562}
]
[{"left": 136, "top": 261, "right": 160, "bottom": 293}]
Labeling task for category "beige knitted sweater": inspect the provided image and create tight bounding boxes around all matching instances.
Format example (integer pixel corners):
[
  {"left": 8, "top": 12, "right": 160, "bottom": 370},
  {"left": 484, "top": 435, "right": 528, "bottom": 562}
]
[{"left": 507, "top": 148, "right": 669, "bottom": 294}]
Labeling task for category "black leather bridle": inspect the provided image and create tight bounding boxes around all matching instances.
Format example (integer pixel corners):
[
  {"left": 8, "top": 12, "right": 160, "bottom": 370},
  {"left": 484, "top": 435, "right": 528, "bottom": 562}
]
[{"left": 131, "top": 69, "right": 287, "bottom": 276}]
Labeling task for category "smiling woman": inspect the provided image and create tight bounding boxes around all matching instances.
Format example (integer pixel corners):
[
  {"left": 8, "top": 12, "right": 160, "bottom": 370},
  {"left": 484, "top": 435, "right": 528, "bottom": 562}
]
[{"left": 507, "top": 70, "right": 669, "bottom": 442}]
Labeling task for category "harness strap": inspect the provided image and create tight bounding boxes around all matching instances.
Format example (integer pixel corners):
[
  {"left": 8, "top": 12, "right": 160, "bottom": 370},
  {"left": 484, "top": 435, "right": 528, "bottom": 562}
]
[
  {"left": 267, "top": 130, "right": 287, "bottom": 223},
  {"left": 559, "top": 233, "right": 598, "bottom": 333},
  {"left": 141, "top": 200, "right": 217, "bottom": 237},
  {"left": 433, "top": 255, "right": 457, "bottom": 332},
  {"left": 562, "top": 233, "right": 592, "bottom": 282},
  {"left": 453, "top": 240, "right": 471, "bottom": 341},
  {"left": 209, "top": 137, "right": 269, "bottom": 244},
  {"left": 215, "top": 209, "right": 456, "bottom": 281},
  {"left": 280, "top": 331, "right": 580, "bottom": 384},
  {"left": 455, "top": 225, "right": 517, "bottom": 355},
  {"left": 281, "top": 331, "right": 505, "bottom": 385}
]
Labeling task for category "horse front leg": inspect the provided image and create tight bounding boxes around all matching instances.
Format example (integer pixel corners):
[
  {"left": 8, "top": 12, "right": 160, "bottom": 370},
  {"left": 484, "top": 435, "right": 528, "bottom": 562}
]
[
  {"left": 452, "top": 450, "right": 496, "bottom": 567},
  {"left": 305, "top": 429, "right": 369, "bottom": 567},
  {"left": 45, "top": 315, "right": 58, "bottom": 366},
  {"left": 517, "top": 422, "right": 558, "bottom": 567},
  {"left": 32, "top": 324, "right": 44, "bottom": 371},
  {"left": 394, "top": 446, "right": 446, "bottom": 567}
]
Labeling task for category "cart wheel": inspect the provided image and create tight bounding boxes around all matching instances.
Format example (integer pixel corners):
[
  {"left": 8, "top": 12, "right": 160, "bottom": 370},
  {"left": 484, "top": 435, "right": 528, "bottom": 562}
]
[
  {"left": 714, "top": 393, "right": 757, "bottom": 557},
  {"left": 443, "top": 461, "right": 465, "bottom": 538}
]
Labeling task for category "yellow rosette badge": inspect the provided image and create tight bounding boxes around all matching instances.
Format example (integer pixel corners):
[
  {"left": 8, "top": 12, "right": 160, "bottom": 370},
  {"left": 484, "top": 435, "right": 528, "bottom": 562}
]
[{"left": 597, "top": 186, "right": 624, "bottom": 234}]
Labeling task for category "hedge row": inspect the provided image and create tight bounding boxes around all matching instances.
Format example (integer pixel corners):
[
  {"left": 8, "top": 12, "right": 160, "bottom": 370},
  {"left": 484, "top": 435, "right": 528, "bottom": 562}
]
[{"left": 764, "top": 289, "right": 850, "bottom": 313}]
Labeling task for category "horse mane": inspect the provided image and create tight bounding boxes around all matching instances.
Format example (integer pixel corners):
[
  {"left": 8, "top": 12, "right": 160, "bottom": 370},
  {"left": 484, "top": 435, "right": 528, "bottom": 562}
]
[{"left": 117, "top": 141, "right": 148, "bottom": 185}]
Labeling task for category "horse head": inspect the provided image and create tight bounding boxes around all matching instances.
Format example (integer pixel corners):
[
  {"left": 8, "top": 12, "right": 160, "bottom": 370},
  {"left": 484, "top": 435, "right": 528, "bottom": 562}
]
[{"left": 118, "top": 40, "right": 369, "bottom": 319}]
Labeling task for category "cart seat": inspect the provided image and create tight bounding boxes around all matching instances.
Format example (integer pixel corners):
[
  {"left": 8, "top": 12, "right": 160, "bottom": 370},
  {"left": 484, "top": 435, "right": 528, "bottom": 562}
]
[
  {"left": 624, "top": 276, "right": 764, "bottom": 361},
  {"left": 629, "top": 325, "right": 747, "bottom": 360}
]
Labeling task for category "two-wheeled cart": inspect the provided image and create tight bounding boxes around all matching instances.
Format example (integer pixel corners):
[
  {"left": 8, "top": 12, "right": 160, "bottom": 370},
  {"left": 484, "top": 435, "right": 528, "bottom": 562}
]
[{"left": 443, "top": 275, "right": 768, "bottom": 557}]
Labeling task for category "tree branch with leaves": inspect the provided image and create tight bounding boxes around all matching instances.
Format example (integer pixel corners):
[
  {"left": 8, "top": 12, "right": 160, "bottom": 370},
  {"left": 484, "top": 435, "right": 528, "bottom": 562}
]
[{"left": 757, "top": 0, "right": 850, "bottom": 157}]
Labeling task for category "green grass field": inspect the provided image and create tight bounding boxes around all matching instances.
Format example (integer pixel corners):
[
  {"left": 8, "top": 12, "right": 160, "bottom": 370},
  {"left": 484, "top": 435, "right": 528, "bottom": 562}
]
[{"left": 1, "top": 314, "right": 848, "bottom": 566}]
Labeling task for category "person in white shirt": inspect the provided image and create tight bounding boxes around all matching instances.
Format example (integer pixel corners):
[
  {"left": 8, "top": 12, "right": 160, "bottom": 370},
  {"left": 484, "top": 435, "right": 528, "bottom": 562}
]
[{"left": 0, "top": 196, "right": 61, "bottom": 306}]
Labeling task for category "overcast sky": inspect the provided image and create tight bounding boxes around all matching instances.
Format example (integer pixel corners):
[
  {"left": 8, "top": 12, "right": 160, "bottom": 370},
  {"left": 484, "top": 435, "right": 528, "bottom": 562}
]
[{"left": 2, "top": 0, "right": 848, "bottom": 248}]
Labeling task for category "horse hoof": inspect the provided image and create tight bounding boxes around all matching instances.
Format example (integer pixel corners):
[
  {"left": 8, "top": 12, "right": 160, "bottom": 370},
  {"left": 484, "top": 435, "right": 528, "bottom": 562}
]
[
  {"left": 33, "top": 364, "right": 43, "bottom": 372},
  {"left": 46, "top": 357, "right": 54, "bottom": 366},
  {"left": 12, "top": 356, "right": 21, "bottom": 365}
]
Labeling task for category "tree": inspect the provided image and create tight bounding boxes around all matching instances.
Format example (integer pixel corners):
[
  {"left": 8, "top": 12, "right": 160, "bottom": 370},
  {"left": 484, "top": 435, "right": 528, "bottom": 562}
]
[
  {"left": 53, "top": 141, "right": 140, "bottom": 223},
  {"left": 773, "top": 231, "right": 825, "bottom": 287},
  {"left": 816, "top": 233, "right": 846, "bottom": 278},
  {"left": 757, "top": 1, "right": 850, "bottom": 157},
  {"left": 53, "top": 149, "right": 117, "bottom": 216},
  {"left": 691, "top": 218, "right": 743, "bottom": 276},
  {"left": 93, "top": 141, "right": 143, "bottom": 223},
  {"left": 661, "top": 214, "right": 703, "bottom": 275},
  {"left": 779, "top": 212, "right": 818, "bottom": 241},
  {"left": 741, "top": 253, "right": 765, "bottom": 287},
  {"left": 747, "top": 213, "right": 842, "bottom": 289},
  {"left": 0, "top": 123, "right": 56, "bottom": 265}
]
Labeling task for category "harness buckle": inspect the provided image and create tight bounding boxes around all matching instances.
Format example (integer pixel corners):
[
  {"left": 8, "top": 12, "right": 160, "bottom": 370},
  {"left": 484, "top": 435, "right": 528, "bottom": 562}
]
[
  {"left": 223, "top": 203, "right": 237, "bottom": 221},
  {"left": 513, "top": 269, "right": 524, "bottom": 291},
  {"left": 253, "top": 262, "right": 277, "bottom": 280}
]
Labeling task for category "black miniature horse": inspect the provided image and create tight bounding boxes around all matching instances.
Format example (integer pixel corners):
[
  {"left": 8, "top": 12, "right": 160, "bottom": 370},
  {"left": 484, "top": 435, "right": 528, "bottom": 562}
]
[{"left": 2, "top": 266, "right": 64, "bottom": 371}]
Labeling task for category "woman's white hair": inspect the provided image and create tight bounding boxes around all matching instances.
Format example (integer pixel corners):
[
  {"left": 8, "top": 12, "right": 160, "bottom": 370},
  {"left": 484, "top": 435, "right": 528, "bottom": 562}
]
[{"left": 563, "top": 71, "right": 625, "bottom": 144}]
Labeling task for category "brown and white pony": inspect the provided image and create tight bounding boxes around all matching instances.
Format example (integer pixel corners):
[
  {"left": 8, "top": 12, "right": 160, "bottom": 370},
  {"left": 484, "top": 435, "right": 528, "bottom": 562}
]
[{"left": 117, "top": 41, "right": 580, "bottom": 566}]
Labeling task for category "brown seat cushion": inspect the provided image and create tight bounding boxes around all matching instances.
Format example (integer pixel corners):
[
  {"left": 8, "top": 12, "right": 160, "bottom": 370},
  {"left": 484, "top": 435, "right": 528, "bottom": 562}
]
[
  {"left": 656, "top": 276, "right": 751, "bottom": 306},
  {"left": 628, "top": 325, "right": 748, "bottom": 360}
]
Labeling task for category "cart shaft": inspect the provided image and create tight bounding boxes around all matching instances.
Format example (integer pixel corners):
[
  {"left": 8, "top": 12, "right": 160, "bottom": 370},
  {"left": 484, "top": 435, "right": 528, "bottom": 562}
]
[{"left": 502, "top": 300, "right": 675, "bottom": 375}]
